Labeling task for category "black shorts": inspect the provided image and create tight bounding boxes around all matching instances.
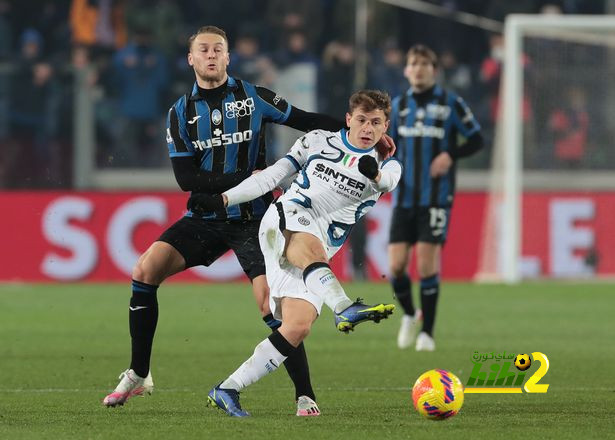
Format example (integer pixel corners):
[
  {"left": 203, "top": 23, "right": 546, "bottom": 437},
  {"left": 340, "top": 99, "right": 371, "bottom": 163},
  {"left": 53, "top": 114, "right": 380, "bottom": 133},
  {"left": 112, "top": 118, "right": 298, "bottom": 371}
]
[
  {"left": 389, "top": 206, "right": 451, "bottom": 245},
  {"left": 158, "top": 216, "right": 265, "bottom": 280}
]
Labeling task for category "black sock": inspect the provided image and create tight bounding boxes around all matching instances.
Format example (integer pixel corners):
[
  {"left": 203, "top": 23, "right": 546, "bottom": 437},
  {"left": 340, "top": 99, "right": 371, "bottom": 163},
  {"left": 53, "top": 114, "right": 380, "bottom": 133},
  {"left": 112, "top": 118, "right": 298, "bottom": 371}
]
[
  {"left": 263, "top": 314, "right": 316, "bottom": 401},
  {"left": 391, "top": 275, "right": 415, "bottom": 316},
  {"left": 129, "top": 280, "right": 159, "bottom": 378},
  {"left": 420, "top": 274, "right": 439, "bottom": 336}
]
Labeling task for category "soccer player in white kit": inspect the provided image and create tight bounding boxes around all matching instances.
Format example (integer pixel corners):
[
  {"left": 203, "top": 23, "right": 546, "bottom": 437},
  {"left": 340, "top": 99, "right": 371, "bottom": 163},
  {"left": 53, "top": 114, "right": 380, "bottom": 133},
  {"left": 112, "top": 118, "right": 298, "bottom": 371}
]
[{"left": 190, "top": 90, "right": 402, "bottom": 416}]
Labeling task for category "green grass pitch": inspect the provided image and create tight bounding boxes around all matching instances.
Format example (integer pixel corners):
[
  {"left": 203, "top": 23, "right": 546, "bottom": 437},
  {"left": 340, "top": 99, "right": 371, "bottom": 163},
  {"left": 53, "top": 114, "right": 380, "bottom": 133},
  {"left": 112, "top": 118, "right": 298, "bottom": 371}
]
[{"left": 1, "top": 282, "right": 613, "bottom": 439}]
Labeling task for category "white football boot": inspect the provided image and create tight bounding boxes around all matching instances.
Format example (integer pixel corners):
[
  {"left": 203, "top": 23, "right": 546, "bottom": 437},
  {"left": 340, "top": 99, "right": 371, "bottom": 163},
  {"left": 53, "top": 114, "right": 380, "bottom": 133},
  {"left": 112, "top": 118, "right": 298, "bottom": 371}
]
[
  {"left": 296, "top": 395, "right": 321, "bottom": 416},
  {"left": 415, "top": 332, "right": 436, "bottom": 352},
  {"left": 103, "top": 369, "right": 154, "bottom": 407},
  {"left": 397, "top": 310, "right": 422, "bottom": 349}
]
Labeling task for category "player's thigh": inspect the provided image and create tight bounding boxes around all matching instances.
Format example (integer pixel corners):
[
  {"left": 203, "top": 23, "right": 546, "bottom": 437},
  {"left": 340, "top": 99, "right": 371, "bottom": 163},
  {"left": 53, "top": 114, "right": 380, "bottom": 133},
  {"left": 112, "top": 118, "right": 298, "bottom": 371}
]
[
  {"left": 284, "top": 231, "right": 328, "bottom": 269},
  {"left": 415, "top": 242, "right": 441, "bottom": 277},
  {"left": 389, "top": 207, "right": 419, "bottom": 245},
  {"left": 251, "top": 274, "right": 270, "bottom": 316},
  {"left": 133, "top": 241, "right": 186, "bottom": 284},
  {"left": 157, "top": 216, "right": 229, "bottom": 269},
  {"left": 417, "top": 206, "right": 451, "bottom": 244}
]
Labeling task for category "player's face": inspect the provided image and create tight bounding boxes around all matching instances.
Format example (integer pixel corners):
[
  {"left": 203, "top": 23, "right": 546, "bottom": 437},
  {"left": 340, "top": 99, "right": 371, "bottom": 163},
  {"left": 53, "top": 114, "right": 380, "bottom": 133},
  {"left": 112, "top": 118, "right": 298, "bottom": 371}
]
[
  {"left": 346, "top": 107, "right": 389, "bottom": 149},
  {"left": 404, "top": 54, "right": 436, "bottom": 91},
  {"left": 188, "top": 33, "right": 230, "bottom": 86}
]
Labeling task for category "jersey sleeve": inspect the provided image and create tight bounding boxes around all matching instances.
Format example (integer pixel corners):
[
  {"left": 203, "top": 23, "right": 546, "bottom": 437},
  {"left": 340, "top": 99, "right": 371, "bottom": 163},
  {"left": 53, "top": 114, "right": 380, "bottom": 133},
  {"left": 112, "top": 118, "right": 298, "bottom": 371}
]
[
  {"left": 451, "top": 95, "right": 480, "bottom": 138},
  {"left": 166, "top": 97, "right": 194, "bottom": 157},
  {"left": 223, "top": 157, "right": 298, "bottom": 206},
  {"left": 369, "top": 157, "right": 402, "bottom": 193},
  {"left": 255, "top": 86, "right": 292, "bottom": 124}
]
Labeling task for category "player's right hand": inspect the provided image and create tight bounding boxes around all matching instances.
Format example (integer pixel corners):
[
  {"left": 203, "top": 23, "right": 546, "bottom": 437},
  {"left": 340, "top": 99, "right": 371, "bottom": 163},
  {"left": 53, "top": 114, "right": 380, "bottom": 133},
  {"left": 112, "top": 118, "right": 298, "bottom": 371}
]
[{"left": 187, "top": 193, "right": 225, "bottom": 215}]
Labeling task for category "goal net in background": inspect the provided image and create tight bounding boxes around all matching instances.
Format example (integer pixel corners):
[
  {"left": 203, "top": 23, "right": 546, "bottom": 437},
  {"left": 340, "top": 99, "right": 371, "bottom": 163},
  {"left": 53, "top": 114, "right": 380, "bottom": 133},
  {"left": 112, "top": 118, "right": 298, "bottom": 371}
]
[{"left": 477, "top": 15, "right": 615, "bottom": 282}]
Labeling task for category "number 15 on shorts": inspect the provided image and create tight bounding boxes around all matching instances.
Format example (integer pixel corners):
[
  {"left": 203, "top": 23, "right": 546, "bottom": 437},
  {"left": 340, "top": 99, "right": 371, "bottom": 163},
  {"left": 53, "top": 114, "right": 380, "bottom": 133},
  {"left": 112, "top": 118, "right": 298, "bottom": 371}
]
[{"left": 429, "top": 207, "right": 447, "bottom": 237}]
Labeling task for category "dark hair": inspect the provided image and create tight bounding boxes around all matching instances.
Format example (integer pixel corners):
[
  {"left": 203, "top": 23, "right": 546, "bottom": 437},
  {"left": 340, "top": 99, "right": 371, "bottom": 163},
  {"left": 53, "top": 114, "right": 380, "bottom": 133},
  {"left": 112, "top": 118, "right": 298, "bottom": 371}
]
[
  {"left": 348, "top": 90, "right": 392, "bottom": 120},
  {"left": 407, "top": 44, "right": 438, "bottom": 68},
  {"left": 188, "top": 26, "right": 228, "bottom": 51}
]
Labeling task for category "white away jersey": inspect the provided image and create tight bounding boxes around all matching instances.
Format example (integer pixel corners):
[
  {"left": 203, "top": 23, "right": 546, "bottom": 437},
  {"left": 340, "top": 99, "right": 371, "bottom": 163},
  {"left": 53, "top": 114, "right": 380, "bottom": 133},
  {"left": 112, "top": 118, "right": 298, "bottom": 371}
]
[{"left": 279, "top": 129, "right": 401, "bottom": 255}]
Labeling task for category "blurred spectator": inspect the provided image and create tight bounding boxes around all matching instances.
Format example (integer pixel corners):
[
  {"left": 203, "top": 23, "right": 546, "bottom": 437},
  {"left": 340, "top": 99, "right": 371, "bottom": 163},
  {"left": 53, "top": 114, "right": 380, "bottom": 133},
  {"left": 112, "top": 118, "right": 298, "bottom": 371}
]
[
  {"left": 266, "top": 0, "right": 323, "bottom": 52},
  {"left": 125, "top": 0, "right": 183, "bottom": 59},
  {"left": 271, "top": 29, "right": 319, "bottom": 160},
  {"left": 69, "top": 0, "right": 126, "bottom": 50},
  {"left": 230, "top": 30, "right": 276, "bottom": 87},
  {"left": 479, "top": 33, "right": 532, "bottom": 127},
  {"left": 273, "top": 29, "right": 319, "bottom": 69},
  {"left": 548, "top": 85, "right": 589, "bottom": 168},
  {"left": 3, "top": 28, "right": 62, "bottom": 187},
  {"left": 437, "top": 48, "right": 472, "bottom": 96},
  {"left": 0, "top": 0, "right": 12, "bottom": 142},
  {"left": 109, "top": 26, "right": 167, "bottom": 167},
  {"left": 319, "top": 40, "right": 355, "bottom": 118},
  {"left": 368, "top": 40, "right": 407, "bottom": 99}
]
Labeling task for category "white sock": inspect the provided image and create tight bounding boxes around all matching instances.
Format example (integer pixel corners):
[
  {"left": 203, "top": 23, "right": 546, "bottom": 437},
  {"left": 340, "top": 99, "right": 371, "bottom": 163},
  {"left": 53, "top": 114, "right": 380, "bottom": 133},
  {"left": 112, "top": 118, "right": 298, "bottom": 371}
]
[
  {"left": 303, "top": 264, "right": 353, "bottom": 314},
  {"left": 220, "top": 338, "right": 287, "bottom": 391}
]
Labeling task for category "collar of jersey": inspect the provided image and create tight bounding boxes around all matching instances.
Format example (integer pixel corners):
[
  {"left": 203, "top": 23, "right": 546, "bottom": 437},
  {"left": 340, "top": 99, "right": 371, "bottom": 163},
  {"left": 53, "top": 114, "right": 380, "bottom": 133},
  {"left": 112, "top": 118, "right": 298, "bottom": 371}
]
[
  {"left": 189, "top": 76, "right": 239, "bottom": 101},
  {"left": 341, "top": 128, "right": 374, "bottom": 154},
  {"left": 408, "top": 83, "right": 442, "bottom": 97}
]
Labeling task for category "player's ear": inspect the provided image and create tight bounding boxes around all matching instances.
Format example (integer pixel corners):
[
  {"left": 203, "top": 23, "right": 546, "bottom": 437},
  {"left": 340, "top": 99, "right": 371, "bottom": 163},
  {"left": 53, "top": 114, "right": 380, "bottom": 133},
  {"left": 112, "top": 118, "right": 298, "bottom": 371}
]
[
  {"left": 345, "top": 112, "right": 351, "bottom": 128},
  {"left": 384, "top": 120, "right": 390, "bottom": 132},
  {"left": 403, "top": 65, "right": 412, "bottom": 81},
  {"left": 188, "top": 52, "right": 194, "bottom": 66}
]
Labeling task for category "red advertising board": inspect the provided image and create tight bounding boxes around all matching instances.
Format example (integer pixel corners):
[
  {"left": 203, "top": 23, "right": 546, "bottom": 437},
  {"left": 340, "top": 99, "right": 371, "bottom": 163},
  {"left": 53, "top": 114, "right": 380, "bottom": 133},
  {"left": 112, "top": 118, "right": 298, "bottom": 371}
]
[{"left": 0, "top": 191, "right": 612, "bottom": 282}]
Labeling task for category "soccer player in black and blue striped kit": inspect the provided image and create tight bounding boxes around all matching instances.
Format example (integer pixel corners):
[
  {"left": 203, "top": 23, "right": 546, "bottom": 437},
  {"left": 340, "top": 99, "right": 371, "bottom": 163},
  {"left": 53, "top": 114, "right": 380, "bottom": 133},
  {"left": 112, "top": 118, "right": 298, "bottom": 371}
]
[
  {"left": 388, "top": 45, "right": 483, "bottom": 351},
  {"left": 103, "top": 26, "right": 394, "bottom": 415}
]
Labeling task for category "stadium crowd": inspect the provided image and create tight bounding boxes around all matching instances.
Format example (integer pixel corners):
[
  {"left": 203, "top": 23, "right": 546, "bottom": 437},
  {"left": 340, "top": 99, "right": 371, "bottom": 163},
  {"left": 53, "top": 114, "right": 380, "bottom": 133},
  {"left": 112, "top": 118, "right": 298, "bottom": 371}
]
[{"left": 0, "top": 0, "right": 607, "bottom": 189}]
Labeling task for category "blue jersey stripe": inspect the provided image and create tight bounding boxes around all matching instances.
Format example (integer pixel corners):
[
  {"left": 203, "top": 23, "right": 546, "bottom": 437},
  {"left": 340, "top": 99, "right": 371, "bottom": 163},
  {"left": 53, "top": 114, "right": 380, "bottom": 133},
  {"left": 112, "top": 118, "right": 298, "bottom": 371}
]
[
  {"left": 223, "top": 102, "right": 239, "bottom": 174},
  {"left": 195, "top": 100, "right": 212, "bottom": 171}
]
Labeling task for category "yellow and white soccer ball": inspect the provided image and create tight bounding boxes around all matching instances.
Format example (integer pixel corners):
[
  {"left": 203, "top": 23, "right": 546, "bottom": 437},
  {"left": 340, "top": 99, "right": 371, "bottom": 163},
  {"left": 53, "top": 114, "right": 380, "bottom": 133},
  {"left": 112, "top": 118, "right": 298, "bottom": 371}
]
[{"left": 412, "top": 369, "right": 464, "bottom": 420}]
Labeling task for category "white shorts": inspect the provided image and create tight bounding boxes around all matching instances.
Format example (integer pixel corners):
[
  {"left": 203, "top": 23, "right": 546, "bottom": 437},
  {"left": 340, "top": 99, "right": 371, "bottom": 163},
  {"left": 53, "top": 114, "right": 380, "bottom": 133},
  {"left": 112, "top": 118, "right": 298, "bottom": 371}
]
[{"left": 258, "top": 202, "right": 324, "bottom": 321}]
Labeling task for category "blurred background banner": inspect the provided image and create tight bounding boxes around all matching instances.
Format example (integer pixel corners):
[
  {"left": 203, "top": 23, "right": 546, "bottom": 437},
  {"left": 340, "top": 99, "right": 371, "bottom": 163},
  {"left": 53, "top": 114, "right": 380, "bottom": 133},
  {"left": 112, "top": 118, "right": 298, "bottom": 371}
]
[
  {"left": 1, "top": 0, "right": 614, "bottom": 282},
  {"left": 2, "top": 191, "right": 613, "bottom": 282}
]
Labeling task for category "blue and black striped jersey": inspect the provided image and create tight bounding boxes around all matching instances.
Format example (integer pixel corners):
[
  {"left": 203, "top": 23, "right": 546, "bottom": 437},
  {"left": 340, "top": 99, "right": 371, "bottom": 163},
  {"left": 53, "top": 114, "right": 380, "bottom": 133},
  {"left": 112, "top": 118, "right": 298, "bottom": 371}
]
[
  {"left": 389, "top": 85, "right": 480, "bottom": 208},
  {"left": 166, "top": 76, "right": 291, "bottom": 221}
]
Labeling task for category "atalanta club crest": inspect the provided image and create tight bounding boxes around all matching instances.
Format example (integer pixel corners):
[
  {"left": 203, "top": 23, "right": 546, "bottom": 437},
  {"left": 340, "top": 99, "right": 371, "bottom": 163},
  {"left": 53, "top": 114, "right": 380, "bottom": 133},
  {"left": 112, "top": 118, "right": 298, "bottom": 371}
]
[{"left": 211, "top": 109, "right": 222, "bottom": 125}]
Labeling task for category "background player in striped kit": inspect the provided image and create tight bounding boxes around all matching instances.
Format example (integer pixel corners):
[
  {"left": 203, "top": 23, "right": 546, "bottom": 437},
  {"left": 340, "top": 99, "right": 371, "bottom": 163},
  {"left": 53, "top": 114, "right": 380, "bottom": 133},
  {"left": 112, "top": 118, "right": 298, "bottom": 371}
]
[
  {"left": 388, "top": 45, "right": 483, "bottom": 351},
  {"left": 102, "top": 25, "right": 394, "bottom": 415}
]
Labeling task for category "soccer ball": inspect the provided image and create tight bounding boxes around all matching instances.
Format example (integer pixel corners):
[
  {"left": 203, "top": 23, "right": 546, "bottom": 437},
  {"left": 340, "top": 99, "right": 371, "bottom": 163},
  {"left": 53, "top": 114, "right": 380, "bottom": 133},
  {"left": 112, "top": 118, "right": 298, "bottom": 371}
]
[
  {"left": 514, "top": 353, "right": 531, "bottom": 371},
  {"left": 412, "top": 369, "right": 464, "bottom": 420}
]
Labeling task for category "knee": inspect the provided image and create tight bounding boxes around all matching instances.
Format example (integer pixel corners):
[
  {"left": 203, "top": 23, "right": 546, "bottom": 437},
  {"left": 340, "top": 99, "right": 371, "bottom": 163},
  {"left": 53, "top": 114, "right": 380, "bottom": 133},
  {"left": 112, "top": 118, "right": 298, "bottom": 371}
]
[
  {"left": 132, "top": 254, "right": 162, "bottom": 285},
  {"left": 283, "top": 321, "right": 311, "bottom": 344},
  {"left": 389, "top": 261, "right": 407, "bottom": 278}
]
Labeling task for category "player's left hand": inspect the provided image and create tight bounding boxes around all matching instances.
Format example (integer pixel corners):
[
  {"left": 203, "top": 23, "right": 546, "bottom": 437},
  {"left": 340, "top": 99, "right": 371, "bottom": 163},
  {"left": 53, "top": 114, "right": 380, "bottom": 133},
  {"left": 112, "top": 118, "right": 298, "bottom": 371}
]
[
  {"left": 430, "top": 152, "right": 453, "bottom": 177},
  {"left": 187, "top": 193, "right": 225, "bottom": 215},
  {"left": 375, "top": 134, "right": 396, "bottom": 160},
  {"left": 358, "top": 155, "right": 379, "bottom": 180}
]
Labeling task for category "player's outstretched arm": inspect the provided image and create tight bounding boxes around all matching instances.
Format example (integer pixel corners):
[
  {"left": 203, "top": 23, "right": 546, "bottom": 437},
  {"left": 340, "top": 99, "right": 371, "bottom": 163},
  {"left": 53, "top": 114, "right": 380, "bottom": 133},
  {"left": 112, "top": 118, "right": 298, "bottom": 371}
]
[
  {"left": 171, "top": 157, "right": 250, "bottom": 193},
  {"left": 187, "top": 157, "right": 296, "bottom": 215},
  {"left": 222, "top": 157, "right": 298, "bottom": 207}
]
